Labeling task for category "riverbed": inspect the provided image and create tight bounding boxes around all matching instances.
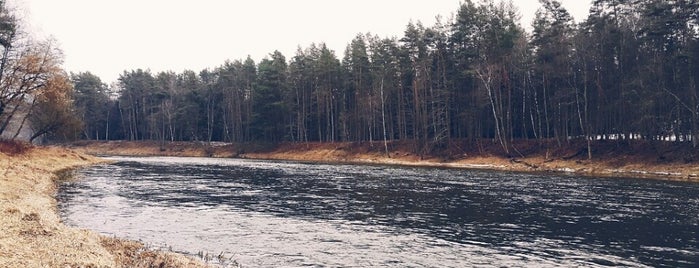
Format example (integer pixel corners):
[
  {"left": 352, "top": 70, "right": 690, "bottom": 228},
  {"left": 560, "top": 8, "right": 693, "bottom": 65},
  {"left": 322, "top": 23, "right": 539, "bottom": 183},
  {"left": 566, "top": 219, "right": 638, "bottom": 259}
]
[{"left": 58, "top": 156, "right": 699, "bottom": 267}]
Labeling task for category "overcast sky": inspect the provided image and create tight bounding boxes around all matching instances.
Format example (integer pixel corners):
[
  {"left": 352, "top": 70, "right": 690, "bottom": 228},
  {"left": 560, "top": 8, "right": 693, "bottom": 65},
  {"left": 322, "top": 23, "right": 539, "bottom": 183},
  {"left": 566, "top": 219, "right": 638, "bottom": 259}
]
[{"left": 13, "top": 0, "right": 591, "bottom": 84}]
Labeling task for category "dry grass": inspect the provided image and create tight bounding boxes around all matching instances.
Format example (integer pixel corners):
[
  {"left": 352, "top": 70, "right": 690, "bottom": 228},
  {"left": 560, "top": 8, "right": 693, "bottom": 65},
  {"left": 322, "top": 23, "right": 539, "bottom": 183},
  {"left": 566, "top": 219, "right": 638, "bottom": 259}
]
[
  {"left": 70, "top": 140, "right": 239, "bottom": 158},
  {"left": 70, "top": 139, "right": 699, "bottom": 181},
  {"left": 0, "top": 145, "right": 209, "bottom": 268},
  {"left": 100, "top": 237, "right": 207, "bottom": 268},
  {"left": 0, "top": 139, "right": 33, "bottom": 156},
  {"left": 253, "top": 141, "right": 699, "bottom": 182}
]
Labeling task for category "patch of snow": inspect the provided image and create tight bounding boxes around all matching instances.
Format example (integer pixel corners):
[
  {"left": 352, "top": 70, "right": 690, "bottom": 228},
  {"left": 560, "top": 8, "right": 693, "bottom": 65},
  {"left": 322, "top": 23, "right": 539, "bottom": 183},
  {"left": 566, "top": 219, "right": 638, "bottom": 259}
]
[{"left": 556, "top": 168, "right": 576, "bottom": 173}]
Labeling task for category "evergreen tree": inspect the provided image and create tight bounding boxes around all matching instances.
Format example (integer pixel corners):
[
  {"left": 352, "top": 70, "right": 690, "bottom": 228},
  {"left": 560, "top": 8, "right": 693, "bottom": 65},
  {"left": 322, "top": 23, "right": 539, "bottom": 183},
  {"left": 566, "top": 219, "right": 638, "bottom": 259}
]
[
  {"left": 342, "top": 35, "right": 373, "bottom": 142},
  {"left": 252, "top": 51, "right": 288, "bottom": 142},
  {"left": 72, "top": 72, "right": 111, "bottom": 140}
]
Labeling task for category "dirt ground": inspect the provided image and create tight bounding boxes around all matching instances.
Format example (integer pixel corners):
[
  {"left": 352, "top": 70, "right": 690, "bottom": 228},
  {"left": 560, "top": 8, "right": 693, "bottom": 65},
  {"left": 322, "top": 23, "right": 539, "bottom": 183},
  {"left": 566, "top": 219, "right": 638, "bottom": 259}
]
[
  {"left": 71, "top": 139, "right": 699, "bottom": 182},
  {"left": 0, "top": 142, "right": 209, "bottom": 268}
]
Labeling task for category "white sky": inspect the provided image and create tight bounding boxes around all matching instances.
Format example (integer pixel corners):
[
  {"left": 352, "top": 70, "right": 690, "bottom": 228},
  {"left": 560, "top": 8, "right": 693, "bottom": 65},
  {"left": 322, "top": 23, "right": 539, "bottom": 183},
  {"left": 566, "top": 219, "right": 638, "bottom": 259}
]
[{"left": 11, "top": 0, "right": 591, "bottom": 84}]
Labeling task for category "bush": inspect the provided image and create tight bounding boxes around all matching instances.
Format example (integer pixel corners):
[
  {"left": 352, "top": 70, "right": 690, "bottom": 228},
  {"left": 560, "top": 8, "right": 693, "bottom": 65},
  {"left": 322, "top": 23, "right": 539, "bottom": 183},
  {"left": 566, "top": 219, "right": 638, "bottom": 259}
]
[{"left": 0, "top": 139, "right": 32, "bottom": 155}]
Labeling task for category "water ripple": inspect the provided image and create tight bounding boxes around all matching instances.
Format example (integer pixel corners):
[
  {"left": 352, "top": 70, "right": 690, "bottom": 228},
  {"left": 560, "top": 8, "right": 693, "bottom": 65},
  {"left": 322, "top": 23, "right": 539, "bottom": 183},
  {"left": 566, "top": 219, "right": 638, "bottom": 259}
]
[{"left": 58, "top": 156, "right": 699, "bottom": 267}]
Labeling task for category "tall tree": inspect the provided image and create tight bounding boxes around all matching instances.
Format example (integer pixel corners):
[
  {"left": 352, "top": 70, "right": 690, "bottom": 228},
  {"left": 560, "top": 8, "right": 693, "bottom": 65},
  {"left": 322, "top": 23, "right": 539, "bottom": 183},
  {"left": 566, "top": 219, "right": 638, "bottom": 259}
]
[
  {"left": 369, "top": 36, "right": 401, "bottom": 155},
  {"left": 401, "top": 22, "right": 438, "bottom": 156},
  {"left": 531, "top": 0, "right": 576, "bottom": 145},
  {"left": 253, "top": 51, "right": 288, "bottom": 142},
  {"left": 313, "top": 44, "right": 342, "bottom": 142},
  {"left": 288, "top": 46, "right": 314, "bottom": 142},
  {"left": 637, "top": 0, "right": 699, "bottom": 145},
  {"left": 451, "top": 0, "right": 489, "bottom": 141},
  {"left": 153, "top": 71, "right": 177, "bottom": 142},
  {"left": 175, "top": 70, "right": 203, "bottom": 141},
  {"left": 72, "top": 72, "right": 111, "bottom": 140},
  {"left": 117, "top": 69, "right": 156, "bottom": 140},
  {"left": 427, "top": 17, "right": 454, "bottom": 151},
  {"left": 216, "top": 57, "right": 256, "bottom": 143},
  {"left": 472, "top": 0, "right": 525, "bottom": 154},
  {"left": 343, "top": 35, "right": 373, "bottom": 142}
]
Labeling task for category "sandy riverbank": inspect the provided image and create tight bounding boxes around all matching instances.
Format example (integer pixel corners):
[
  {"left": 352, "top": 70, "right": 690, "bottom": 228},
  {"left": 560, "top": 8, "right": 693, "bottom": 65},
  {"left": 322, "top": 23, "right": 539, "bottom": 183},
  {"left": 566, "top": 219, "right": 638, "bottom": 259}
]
[
  {"left": 0, "top": 143, "right": 208, "bottom": 267},
  {"left": 71, "top": 140, "right": 699, "bottom": 183}
]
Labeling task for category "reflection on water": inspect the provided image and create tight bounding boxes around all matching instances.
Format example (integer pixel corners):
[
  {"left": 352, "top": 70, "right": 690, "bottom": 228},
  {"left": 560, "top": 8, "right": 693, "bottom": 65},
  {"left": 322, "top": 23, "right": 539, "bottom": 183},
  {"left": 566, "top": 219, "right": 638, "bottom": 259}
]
[{"left": 58, "top": 156, "right": 699, "bottom": 267}]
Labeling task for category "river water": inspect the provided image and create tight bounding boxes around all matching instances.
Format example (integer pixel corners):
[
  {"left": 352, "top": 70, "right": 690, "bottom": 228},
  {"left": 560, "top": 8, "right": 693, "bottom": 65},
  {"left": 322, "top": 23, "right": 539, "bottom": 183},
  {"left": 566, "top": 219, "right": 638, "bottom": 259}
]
[{"left": 57, "top": 156, "right": 699, "bottom": 267}]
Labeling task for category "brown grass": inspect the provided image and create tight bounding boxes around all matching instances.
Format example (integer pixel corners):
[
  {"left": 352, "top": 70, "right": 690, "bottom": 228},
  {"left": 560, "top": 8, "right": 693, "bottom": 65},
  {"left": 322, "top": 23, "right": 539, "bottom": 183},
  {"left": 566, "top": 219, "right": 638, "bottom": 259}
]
[
  {"left": 0, "top": 139, "right": 32, "bottom": 155},
  {"left": 71, "top": 139, "right": 699, "bottom": 182},
  {"left": 0, "top": 145, "right": 210, "bottom": 268},
  {"left": 100, "top": 237, "right": 207, "bottom": 268},
  {"left": 70, "top": 140, "right": 240, "bottom": 158}
]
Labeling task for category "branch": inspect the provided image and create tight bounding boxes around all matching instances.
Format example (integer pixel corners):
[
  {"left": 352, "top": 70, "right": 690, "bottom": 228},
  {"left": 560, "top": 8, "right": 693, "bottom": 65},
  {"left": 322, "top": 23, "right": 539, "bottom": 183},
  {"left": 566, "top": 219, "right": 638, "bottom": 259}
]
[{"left": 662, "top": 87, "right": 697, "bottom": 116}]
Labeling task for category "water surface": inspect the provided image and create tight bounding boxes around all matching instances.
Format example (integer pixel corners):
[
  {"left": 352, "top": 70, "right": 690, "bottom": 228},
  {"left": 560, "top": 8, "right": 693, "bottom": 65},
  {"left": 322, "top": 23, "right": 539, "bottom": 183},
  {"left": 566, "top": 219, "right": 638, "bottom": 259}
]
[{"left": 58, "top": 156, "right": 699, "bottom": 267}]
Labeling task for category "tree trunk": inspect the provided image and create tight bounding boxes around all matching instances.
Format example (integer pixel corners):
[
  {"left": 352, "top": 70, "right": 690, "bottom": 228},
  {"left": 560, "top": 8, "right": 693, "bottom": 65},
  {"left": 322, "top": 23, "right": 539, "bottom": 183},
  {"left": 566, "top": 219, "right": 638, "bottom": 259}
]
[
  {"left": 477, "top": 66, "right": 509, "bottom": 154},
  {"left": 380, "top": 77, "right": 389, "bottom": 157}
]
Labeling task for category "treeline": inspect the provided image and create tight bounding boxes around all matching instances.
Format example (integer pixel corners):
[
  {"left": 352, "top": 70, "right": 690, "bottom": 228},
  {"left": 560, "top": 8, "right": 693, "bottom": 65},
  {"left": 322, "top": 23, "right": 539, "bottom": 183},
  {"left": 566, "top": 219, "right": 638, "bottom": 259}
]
[{"left": 73, "top": 0, "right": 699, "bottom": 157}]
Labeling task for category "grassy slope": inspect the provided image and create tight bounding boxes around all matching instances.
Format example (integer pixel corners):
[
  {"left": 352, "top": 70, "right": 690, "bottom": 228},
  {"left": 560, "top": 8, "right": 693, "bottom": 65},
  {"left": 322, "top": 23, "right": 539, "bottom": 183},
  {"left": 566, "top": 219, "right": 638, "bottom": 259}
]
[{"left": 0, "top": 142, "right": 208, "bottom": 268}]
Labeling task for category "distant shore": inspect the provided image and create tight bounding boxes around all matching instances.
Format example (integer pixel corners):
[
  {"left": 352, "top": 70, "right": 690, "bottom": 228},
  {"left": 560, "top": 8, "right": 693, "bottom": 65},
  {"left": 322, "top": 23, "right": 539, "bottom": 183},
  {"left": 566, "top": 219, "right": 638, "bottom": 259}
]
[
  {"left": 70, "top": 140, "right": 699, "bottom": 183},
  {"left": 0, "top": 143, "right": 208, "bottom": 267}
]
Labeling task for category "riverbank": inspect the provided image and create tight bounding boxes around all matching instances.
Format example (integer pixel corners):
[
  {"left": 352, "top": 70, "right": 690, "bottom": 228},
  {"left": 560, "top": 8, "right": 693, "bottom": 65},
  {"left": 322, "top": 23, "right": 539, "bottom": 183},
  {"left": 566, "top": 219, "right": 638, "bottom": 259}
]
[
  {"left": 70, "top": 140, "right": 699, "bottom": 182},
  {"left": 0, "top": 142, "right": 208, "bottom": 267}
]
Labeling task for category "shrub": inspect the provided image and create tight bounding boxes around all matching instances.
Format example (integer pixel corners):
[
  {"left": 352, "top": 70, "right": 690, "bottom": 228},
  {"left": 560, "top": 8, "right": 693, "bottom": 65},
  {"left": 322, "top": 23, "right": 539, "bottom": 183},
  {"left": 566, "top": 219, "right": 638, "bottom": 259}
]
[{"left": 0, "top": 139, "right": 32, "bottom": 155}]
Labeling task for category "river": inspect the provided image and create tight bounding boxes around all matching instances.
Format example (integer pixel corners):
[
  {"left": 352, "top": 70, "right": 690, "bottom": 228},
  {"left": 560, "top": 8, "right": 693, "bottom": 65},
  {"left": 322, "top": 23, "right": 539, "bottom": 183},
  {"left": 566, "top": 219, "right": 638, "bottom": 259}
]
[{"left": 57, "top": 156, "right": 699, "bottom": 267}]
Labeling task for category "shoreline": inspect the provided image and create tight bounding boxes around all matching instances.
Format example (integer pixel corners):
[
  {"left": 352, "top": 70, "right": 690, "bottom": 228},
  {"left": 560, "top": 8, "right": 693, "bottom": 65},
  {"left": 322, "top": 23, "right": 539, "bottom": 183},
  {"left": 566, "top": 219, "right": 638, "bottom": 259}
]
[
  {"left": 71, "top": 140, "right": 699, "bottom": 183},
  {"left": 243, "top": 149, "right": 699, "bottom": 183},
  {"left": 0, "top": 145, "right": 208, "bottom": 267},
  {"left": 8, "top": 141, "right": 694, "bottom": 267}
]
